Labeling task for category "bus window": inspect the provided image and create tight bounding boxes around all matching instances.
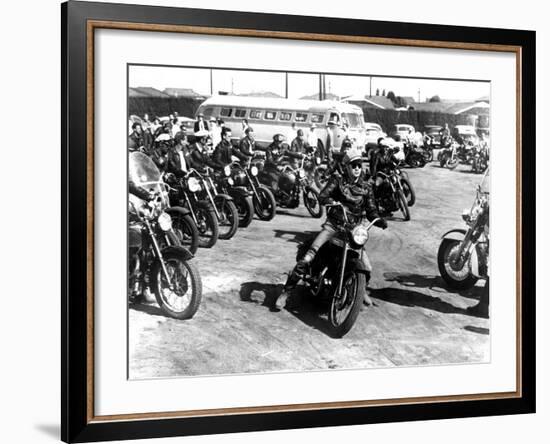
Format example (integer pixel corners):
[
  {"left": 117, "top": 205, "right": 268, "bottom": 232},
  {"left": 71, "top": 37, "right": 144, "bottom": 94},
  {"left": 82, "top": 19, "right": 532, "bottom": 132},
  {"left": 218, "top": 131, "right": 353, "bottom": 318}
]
[
  {"left": 295, "top": 112, "right": 308, "bottom": 122},
  {"left": 311, "top": 113, "right": 324, "bottom": 124},
  {"left": 329, "top": 112, "right": 340, "bottom": 124},
  {"left": 234, "top": 109, "right": 247, "bottom": 118},
  {"left": 220, "top": 107, "right": 233, "bottom": 117},
  {"left": 264, "top": 111, "right": 277, "bottom": 120},
  {"left": 250, "top": 110, "right": 262, "bottom": 119},
  {"left": 280, "top": 112, "right": 292, "bottom": 121}
]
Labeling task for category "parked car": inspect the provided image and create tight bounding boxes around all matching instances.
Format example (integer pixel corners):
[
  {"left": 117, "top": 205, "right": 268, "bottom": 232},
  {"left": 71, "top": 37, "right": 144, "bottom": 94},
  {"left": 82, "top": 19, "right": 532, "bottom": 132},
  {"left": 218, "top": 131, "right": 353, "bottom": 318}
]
[
  {"left": 452, "top": 125, "right": 479, "bottom": 145},
  {"left": 364, "top": 122, "right": 387, "bottom": 159},
  {"left": 422, "top": 125, "right": 443, "bottom": 147},
  {"left": 390, "top": 124, "right": 415, "bottom": 142}
]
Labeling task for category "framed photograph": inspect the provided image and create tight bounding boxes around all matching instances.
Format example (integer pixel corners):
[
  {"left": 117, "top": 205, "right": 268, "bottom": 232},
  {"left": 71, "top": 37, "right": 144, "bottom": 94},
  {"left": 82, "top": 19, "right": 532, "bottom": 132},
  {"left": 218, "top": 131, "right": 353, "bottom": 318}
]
[{"left": 62, "top": 1, "right": 535, "bottom": 442}]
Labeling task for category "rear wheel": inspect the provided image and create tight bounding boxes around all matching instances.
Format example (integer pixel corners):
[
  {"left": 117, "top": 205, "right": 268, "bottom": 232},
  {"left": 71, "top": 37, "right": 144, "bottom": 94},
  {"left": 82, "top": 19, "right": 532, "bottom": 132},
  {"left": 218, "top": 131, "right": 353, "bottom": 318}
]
[{"left": 328, "top": 272, "right": 365, "bottom": 338}]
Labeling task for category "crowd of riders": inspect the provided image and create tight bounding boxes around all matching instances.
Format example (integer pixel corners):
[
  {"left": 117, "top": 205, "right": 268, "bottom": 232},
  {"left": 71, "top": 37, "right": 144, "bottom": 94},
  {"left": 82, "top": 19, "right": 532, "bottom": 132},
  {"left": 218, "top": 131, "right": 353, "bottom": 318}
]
[{"left": 128, "top": 111, "right": 488, "bottom": 321}]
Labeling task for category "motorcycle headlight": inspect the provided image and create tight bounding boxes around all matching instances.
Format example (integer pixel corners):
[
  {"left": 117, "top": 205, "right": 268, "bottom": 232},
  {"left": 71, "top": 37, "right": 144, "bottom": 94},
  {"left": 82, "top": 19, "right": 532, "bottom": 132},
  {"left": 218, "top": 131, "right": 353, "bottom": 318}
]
[
  {"left": 298, "top": 169, "right": 306, "bottom": 179},
  {"left": 227, "top": 177, "right": 234, "bottom": 186},
  {"left": 352, "top": 225, "right": 369, "bottom": 246},
  {"left": 187, "top": 177, "right": 201, "bottom": 193},
  {"left": 224, "top": 165, "right": 231, "bottom": 177},
  {"left": 158, "top": 212, "right": 172, "bottom": 231},
  {"left": 250, "top": 166, "right": 258, "bottom": 176},
  {"left": 315, "top": 157, "right": 321, "bottom": 165}
]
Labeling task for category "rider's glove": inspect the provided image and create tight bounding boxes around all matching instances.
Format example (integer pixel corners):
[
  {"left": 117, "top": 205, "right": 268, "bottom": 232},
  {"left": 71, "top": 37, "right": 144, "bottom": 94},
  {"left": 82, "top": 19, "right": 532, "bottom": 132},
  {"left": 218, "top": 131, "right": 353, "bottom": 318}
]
[{"left": 374, "top": 218, "right": 388, "bottom": 230}]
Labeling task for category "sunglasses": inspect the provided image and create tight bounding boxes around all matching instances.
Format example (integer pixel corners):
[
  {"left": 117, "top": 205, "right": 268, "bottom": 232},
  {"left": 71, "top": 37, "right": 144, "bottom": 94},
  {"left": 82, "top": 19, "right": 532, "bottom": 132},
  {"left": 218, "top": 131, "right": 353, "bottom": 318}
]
[{"left": 350, "top": 162, "right": 362, "bottom": 170}]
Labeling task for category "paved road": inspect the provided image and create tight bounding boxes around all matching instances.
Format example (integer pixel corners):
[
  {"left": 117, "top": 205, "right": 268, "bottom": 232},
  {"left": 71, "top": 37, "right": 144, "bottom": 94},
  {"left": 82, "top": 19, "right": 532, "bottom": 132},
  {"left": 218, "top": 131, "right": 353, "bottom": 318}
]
[{"left": 129, "top": 160, "right": 489, "bottom": 379}]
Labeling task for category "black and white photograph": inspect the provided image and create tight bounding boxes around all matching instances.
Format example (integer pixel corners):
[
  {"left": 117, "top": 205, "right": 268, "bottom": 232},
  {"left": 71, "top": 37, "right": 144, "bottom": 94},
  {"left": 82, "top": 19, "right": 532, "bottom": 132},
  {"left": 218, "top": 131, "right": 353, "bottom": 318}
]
[{"left": 127, "top": 65, "right": 491, "bottom": 380}]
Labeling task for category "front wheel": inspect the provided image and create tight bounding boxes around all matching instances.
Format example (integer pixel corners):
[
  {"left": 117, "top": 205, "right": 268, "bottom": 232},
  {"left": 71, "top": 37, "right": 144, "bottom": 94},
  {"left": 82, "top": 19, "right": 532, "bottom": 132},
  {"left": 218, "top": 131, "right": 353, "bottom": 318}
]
[
  {"left": 314, "top": 165, "right": 329, "bottom": 190},
  {"left": 303, "top": 187, "right": 323, "bottom": 218},
  {"left": 396, "top": 190, "right": 411, "bottom": 221},
  {"left": 422, "top": 148, "right": 434, "bottom": 162},
  {"left": 253, "top": 185, "right": 277, "bottom": 221},
  {"left": 152, "top": 250, "right": 202, "bottom": 320},
  {"left": 400, "top": 178, "right": 416, "bottom": 207},
  {"left": 195, "top": 206, "right": 219, "bottom": 248},
  {"left": 233, "top": 194, "right": 254, "bottom": 227},
  {"left": 214, "top": 195, "right": 239, "bottom": 240},
  {"left": 168, "top": 209, "right": 199, "bottom": 255},
  {"left": 328, "top": 272, "right": 365, "bottom": 338},
  {"left": 437, "top": 238, "right": 478, "bottom": 290}
]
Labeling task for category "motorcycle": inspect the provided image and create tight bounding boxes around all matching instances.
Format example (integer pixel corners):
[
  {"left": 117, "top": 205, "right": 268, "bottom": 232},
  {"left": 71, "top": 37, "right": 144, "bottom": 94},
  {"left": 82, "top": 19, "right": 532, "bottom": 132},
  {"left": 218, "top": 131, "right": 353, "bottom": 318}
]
[
  {"left": 128, "top": 152, "right": 202, "bottom": 319},
  {"left": 230, "top": 159, "right": 277, "bottom": 223},
  {"left": 214, "top": 164, "right": 255, "bottom": 228},
  {"left": 438, "top": 178, "right": 489, "bottom": 290},
  {"left": 168, "top": 169, "right": 219, "bottom": 249},
  {"left": 295, "top": 203, "right": 383, "bottom": 338},
  {"left": 259, "top": 154, "right": 323, "bottom": 218},
  {"left": 374, "top": 164, "right": 414, "bottom": 221},
  {"left": 403, "top": 142, "right": 427, "bottom": 168},
  {"left": 438, "top": 140, "right": 460, "bottom": 169},
  {"left": 471, "top": 143, "right": 489, "bottom": 174}
]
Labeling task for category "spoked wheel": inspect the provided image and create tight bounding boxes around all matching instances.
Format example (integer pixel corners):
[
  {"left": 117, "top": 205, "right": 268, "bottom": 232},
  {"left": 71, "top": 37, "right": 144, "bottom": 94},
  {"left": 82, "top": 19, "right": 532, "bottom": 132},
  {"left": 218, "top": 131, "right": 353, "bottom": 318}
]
[
  {"left": 195, "top": 207, "right": 219, "bottom": 248},
  {"left": 303, "top": 187, "right": 323, "bottom": 218},
  {"left": 400, "top": 178, "right": 416, "bottom": 207},
  {"left": 253, "top": 185, "right": 277, "bottom": 221},
  {"left": 214, "top": 195, "right": 239, "bottom": 240},
  {"left": 166, "top": 209, "right": 199, "bottom": 255},
  {"left": 152, "top": 250, "right": 202, "bottom": 320},
  {"left": 437, "top": 239, "right": 478, "bottom": 290},
  {"left": 396, "top": 190, "right": 411, "bottom": 221},
  {"left": 328, "top": 272, "right": 365, "bottom": 338},
  {"left": 446, "top": 157, "right": 459, "bottom": 170},
  {"left": 423, "top": 149, "right": 434, "bottom": 162}
]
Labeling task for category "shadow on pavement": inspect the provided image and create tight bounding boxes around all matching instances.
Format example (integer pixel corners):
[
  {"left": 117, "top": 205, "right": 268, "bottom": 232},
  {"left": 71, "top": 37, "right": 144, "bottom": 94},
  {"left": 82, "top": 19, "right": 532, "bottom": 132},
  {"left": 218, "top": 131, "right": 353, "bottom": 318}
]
[
  {"left": 464, "top": 325, "right": 490, "bottom": 335},
  {"left": 383, "top": 271, "right": 486, "bottom": 300},
  {"left": 276, "top": 209, "right": 317, "bottom": 219},
  {"left": 239, "top": 282, "right": 338, "bottom": 337},
  {"left": 239, "top": 281, "right": 284, "bottom": 309},
  {"left": 370, "top": 287, "right": 469, "bottom": 315},
  {"left": 272, "top": 229, "right": 316, "bottom": 244},
  {"left": 129, "top": 302, "right": 169, "bottom": 318}
]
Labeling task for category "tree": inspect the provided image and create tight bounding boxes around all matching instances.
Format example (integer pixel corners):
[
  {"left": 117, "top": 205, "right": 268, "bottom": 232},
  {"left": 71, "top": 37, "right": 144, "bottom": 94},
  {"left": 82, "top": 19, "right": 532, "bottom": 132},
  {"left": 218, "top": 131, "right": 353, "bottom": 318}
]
[
  {"left": 382, "top": 89, "right": 386, "bottom": 96},
  {"left": 429, "top": 95, "right": 441, "bottom": 102},
  {"left": 375, "top": 88, "right": 380, "bottom": 96},
  {"left": 386, "top": 91, "right": 396, "bottom": 102}
]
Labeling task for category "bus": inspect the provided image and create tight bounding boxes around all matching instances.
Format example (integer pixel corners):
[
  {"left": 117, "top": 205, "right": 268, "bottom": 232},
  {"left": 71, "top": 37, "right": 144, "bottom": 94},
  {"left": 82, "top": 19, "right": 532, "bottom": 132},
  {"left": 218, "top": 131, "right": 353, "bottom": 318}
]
[{"left": 194, "top": 95, "right": 367, "bottom": 156}]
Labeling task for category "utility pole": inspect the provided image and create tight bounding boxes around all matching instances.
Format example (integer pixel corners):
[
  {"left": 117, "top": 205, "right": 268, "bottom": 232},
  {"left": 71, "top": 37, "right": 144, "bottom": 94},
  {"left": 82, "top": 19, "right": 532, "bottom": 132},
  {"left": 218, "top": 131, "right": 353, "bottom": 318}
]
[
  {"left": 210, "top": 69, "right": 213, "bottom": 96},
  {"left": 285, "top": 72, "right": 288, "bottom": 99},
  {"left": 417, "top": 88, "right": 420, "bottom": 102},
  {"left": 369, "top": 76, "right": 372, "bottom": 97},
  {"left": 231, "top": 77, "right": 234, "bottom": 95},
  {"left": 319, "top": 74, "right": 322, "bottom": 100}
]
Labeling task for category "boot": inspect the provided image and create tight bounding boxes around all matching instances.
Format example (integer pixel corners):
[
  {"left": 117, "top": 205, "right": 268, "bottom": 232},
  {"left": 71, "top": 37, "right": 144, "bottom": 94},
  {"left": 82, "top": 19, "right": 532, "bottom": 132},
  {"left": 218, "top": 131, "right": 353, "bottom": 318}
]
[{"left": 273, "top": 251, "right": 316, "bottom": 311}]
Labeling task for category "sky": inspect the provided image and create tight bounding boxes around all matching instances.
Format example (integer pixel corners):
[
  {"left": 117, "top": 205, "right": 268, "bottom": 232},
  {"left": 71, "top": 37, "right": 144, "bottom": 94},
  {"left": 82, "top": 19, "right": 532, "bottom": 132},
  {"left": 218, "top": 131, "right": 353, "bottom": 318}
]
[{"left": 129, "top": 65, "right": 489, "bottom": 102}]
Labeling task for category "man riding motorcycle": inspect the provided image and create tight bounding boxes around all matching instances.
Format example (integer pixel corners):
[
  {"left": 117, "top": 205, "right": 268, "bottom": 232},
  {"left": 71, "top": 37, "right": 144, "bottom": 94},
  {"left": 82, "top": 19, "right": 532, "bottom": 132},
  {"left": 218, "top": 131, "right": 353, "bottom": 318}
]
[
  {"left": 187, "top": 130, "right": 219, "bottom": 173},
  {"left": 212, "top": 127, "right": 250, "bottom": 170},
  {"left": 275, "top": 149, "right": 387, "bottom": 310},
  {"left": 257, "top": 133, "right": 305, "bottom": 191}
]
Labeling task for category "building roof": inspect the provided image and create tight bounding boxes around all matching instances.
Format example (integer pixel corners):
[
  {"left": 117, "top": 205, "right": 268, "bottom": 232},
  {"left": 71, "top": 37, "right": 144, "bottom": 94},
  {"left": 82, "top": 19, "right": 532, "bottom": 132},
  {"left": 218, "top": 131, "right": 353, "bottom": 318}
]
[
  {"left": 343, "top": 95, "right": 394, "bottom": 109},
  {"left": 163, "top": 88, "right": 205, "bottom": 98},
  {"left": 128, "top": 87, "right": 151, "bottom": 98},
  {"left": 132, "top": 87, "right": 171, "bottom": 98}
]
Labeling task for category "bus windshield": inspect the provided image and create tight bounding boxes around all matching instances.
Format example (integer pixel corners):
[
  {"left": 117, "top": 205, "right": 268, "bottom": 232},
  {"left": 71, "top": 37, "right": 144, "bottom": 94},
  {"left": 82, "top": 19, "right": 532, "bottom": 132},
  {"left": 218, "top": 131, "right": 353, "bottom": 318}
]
[{"left": 342, "top": 113, "right": 364, "bottom": 128}]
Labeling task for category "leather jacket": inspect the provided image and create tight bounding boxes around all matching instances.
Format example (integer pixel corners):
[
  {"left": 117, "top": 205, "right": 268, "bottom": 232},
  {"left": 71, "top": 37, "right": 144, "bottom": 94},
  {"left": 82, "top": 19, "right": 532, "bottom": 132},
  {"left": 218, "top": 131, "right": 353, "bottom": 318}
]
[
  {"left": 213, "top": 139, "right": 248, "bottom": 169},
  {"left": 188, "top": 142, "right": 218, "bottom": 173},
  {"left": 319, "top": 172, "right": 380, "bottom": 226}
]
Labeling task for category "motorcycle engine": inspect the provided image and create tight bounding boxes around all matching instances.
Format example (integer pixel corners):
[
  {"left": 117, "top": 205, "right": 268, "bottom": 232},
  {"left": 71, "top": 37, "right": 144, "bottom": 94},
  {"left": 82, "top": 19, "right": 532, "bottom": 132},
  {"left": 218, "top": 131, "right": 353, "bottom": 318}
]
[
  {"left": 232, "top": 170, "right": 248, "bottom": 187},
  {"left": 278, "top": 171, "right": 296, "bottom": 192}
]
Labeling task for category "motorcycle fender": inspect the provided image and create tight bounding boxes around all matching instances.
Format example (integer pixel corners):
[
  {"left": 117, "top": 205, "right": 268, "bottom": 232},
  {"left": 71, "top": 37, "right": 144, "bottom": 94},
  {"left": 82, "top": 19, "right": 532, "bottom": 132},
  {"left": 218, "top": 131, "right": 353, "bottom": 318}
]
[
  {"left": 441, "top": 228, "right": 467, "bottom": 241},
  {"left": 215, "top": 193, "right": 233, "bottom": 202},
  {"left": 161, "top": 245, "right": 194, "bottom": 261},
  {"left": 470, "top": 248, "right": 480, "bottom": 278},
  {"left": 228, "top": 186, "right": 253, "bottom": 198},
  {"left": 165, "top": 206, "right": 191, "bottom": 218},
  {"left": 197, "top": 199, "right": 214, "bottom": 211}
]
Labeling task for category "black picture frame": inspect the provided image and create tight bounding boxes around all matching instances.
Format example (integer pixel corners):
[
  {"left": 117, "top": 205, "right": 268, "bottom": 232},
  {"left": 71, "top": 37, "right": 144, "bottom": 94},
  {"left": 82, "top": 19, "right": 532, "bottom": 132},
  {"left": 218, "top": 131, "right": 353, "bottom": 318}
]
[{"left": 62, "top": 1, "right": 536, "bottom": 442}]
